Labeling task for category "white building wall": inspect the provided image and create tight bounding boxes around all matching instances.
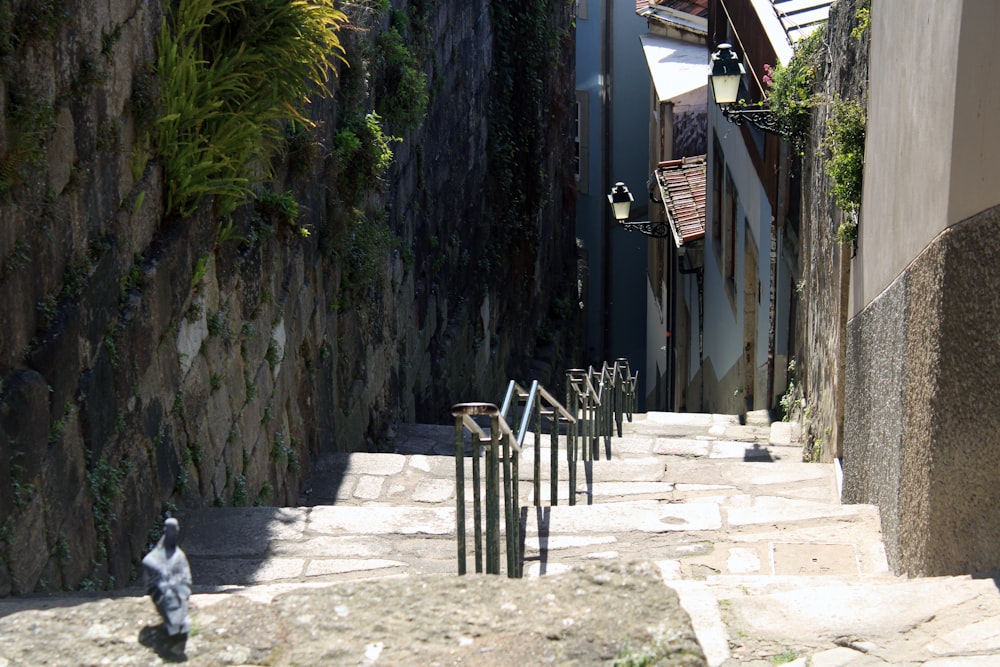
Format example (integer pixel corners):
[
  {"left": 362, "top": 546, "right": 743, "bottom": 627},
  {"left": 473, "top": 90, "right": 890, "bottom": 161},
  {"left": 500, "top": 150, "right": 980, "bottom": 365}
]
[{"left": 701, "top": 102, "right": 775, "bottom": 411}]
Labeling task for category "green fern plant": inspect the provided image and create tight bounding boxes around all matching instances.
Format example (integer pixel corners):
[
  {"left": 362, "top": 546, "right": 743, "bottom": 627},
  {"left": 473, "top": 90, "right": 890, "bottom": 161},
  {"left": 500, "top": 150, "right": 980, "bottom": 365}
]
[
  {"left": 155, "top": 0, "right": 348, "bottom": 219},
  {"left": 334, "top": 112, "right": 397, "bottom": 206}
]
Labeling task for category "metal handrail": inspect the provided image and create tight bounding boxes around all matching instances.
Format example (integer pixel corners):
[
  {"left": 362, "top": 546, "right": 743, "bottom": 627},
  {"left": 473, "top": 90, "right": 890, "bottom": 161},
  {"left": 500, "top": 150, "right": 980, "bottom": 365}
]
[{"left": 451, "top": 359, "right": 639, "bottom": 578}]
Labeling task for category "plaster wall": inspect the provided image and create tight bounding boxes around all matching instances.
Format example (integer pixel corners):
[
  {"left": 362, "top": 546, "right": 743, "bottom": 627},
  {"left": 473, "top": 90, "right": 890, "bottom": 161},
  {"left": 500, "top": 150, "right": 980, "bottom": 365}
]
[
  {"left": 948, "top": 1, "right": 1000, "bottom": 225},
  {"left": 575, "top": 0, "right": 651, "bottom": 400},
  {"left": 853, "top": 0, "right": 959, "bottom": 315}
]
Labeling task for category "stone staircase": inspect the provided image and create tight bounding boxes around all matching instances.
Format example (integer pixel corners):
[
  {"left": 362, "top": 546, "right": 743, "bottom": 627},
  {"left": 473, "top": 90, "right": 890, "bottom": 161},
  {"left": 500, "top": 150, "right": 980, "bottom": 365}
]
[{"left": 177, "top": 412, "right": 1000, "bottom": 665}]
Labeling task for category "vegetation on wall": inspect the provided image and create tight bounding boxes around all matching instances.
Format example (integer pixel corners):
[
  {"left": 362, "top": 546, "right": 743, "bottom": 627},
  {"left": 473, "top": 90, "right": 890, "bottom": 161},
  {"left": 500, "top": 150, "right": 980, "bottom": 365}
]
[
  {"left": 766, "top": 12, "right": 867, "bottom": 244},
  {"left": 0, "top": 0, "right": 70, "bottom": 65},
  {"left": 488, "top": 0, "right": 565, "bottom": 236},
  {"left": 373, "top": 13, "right": 428, "bottom": 134},
  {"left": 0, "top": 82, "right": 54, "bottom": 199},
  {"left": 334, "top": 111, "right": 397, "bottom": 208},
  {"left": 826, "top": 97, "right": 866, "bottom": 243},
  {"left": 762, "top": 27, "right": 825, "bottom": 155},
  {"left": 486, "top": 0, "right": 573, "bottom": 302},
  {"left": 154, "top": 0, "right": 347, "bottom": 219}
]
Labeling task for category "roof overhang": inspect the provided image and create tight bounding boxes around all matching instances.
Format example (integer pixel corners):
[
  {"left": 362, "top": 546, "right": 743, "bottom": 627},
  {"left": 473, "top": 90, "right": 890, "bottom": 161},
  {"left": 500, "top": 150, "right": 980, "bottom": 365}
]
[{"left": 639, "top": 33, "right": 709, "bottom": 105}]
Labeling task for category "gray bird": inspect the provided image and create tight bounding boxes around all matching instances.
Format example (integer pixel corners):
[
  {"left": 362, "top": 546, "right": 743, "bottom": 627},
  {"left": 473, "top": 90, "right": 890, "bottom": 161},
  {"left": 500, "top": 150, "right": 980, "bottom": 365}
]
[{"left": 142, "top": 517, "right": 192, "bottom": 636}]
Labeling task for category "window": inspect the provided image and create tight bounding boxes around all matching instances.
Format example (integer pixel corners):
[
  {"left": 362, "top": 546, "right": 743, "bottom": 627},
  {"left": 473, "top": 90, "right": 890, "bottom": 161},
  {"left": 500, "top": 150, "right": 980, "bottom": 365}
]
[{"left": 724, "top": 170, "right": 737, "bottom": 288}]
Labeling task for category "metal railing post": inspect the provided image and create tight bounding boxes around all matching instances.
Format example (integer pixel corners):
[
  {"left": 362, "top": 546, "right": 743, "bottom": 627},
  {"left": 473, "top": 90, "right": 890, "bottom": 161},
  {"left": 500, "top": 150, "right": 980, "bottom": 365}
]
[
  {"left": 550, "top": 407, "right": 558, "bottom": 506},
  {"left": 500, "top": 419, "right": 515, "bottom": 577},
  {"left": 615, "top": 357, "right": 628, "bottom": 438},
  {"left": 453, "top": 415, "right": 466, "bottom": 575},
  {"left": 566, "top": 370, "right": 580, "bottom": 506},
  {"left": 534, "top": 395, "right": 542, "bottom": 507},
  {"left": 451, "top": 360, "right": 633, "bottom": 577},
  {"left": 473, "top": 431, "right": 483, "bottom": 573},
  {"left": 486, "top": 413, "right": 501, "bottom": 574}
]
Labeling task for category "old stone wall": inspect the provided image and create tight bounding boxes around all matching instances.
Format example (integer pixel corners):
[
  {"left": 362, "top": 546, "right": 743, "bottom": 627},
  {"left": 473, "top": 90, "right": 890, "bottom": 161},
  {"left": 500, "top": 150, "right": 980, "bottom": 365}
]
[
  {"left": 0, "top": 0, "right": 578, "bottom": 595},
  {"left": 792, "top": 0, "right": 868, "bottom": 460}
]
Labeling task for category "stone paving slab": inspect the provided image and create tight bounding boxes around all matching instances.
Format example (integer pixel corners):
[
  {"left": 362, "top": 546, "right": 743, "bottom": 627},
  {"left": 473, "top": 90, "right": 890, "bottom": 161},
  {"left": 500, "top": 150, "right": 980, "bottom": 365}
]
[
  {"left": 517, "top": 455, "right": 665, "bottom": 482},
  {"left": 180, "top": 507, "right": 307, "bottom": 557},
  {"left": 724, "top": 495, "right": 872, "bottom": 526},
  {"left": 308, "top": 505, "right": 455, "bottom": 535},
  {"left": 520, "top": 499, "right": 723, "bottom": 534},
  {"left": 704, "top": 574, "right": 1000, "bottom": 664}
]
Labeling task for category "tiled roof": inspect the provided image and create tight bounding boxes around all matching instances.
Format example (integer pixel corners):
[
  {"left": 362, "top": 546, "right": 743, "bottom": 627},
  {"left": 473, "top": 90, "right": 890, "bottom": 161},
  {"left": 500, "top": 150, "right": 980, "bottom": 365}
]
[{"left": 654, "top": 155, "right": 707, "bottom": 247}]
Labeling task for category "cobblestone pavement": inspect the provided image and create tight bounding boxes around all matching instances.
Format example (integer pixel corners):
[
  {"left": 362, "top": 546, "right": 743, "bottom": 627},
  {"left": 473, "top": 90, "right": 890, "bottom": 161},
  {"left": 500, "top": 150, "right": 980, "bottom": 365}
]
[{"left": 172, "top": 412, "right": 1000, "bottom": 666}]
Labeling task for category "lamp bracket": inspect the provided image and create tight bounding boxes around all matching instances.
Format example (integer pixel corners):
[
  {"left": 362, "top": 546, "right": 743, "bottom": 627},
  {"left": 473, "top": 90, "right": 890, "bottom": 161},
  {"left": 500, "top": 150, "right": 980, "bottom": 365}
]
[
  {"left": 616, "top": 220, "right": 671, "bottom": 238},
  {"left": 720, "top": 103, "right": 788, "bottom": 136}
]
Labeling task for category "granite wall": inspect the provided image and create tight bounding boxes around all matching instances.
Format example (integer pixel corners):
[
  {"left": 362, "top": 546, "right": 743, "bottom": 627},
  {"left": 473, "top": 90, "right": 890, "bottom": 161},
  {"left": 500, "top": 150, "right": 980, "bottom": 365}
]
[{"left": 0, "top": 0, "right": 578, "bottom": 594}]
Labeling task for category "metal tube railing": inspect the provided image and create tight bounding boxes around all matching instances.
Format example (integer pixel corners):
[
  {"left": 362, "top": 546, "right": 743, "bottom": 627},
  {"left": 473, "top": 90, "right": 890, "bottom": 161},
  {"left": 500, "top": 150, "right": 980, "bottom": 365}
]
[{"left": 452, "top": 359, "right": 638, "bottom": 577}]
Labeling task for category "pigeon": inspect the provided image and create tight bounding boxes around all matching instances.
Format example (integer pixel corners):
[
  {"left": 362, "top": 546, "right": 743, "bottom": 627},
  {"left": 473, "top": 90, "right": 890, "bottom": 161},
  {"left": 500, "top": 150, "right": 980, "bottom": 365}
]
[{"left": 142, "top": 517, "right": 192, "bottom": 636}]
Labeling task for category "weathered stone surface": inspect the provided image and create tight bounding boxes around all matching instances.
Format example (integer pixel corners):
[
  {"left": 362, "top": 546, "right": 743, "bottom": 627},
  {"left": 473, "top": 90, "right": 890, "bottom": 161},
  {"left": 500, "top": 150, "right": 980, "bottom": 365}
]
[{"left": 0, "top": 562, "right": 705, "bottom": 667}]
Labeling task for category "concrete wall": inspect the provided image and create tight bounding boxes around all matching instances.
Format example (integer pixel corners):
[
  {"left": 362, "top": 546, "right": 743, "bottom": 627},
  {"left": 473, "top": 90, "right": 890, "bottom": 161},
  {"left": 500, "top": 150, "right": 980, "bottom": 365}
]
[{"left": 844, "top": 0, "right": 1000, "bottom": 575}]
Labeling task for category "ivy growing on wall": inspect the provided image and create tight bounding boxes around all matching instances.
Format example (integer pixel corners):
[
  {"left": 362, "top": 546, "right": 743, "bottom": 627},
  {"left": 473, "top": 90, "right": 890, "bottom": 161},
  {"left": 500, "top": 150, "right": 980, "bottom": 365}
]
[
  {"left": 487, "top": 0, "right": 571, "bottom": 255},
  {"left": 373, "top": 11, "right": 428, "bottom": 134}
]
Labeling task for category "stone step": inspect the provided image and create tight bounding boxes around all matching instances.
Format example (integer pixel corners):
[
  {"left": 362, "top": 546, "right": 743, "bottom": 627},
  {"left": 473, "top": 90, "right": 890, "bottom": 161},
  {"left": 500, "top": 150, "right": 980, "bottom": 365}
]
[
  {"left": 179, "top": 505, "right": 461, "bottom": 587},
  {"left": 683, "top": 572, "right": 1000, "bottom": 665}
]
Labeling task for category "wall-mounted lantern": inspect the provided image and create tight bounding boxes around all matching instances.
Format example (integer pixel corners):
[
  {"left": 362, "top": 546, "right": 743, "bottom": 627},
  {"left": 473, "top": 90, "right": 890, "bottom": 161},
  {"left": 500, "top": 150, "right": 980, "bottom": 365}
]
[
  {"left": 709, "top": 43, "right": 787, "bottom": 136},
  {"left": 607, "top": 182, "right": 670, "bottom": 238}
]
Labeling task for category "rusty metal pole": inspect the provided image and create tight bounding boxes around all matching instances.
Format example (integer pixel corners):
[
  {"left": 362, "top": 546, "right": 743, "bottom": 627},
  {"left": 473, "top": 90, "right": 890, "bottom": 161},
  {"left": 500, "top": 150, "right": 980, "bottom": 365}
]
[{"left": 452, "top": 414, "right": 466, "bottom": 575}]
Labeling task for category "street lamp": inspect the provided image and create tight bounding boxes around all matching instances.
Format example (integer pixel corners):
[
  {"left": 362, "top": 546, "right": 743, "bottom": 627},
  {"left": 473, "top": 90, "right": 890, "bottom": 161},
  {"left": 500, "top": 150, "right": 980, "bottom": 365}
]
[
  {"left": 709, "top": 43, "right": 787, "bottom": 136},
  {"left": 607, "top": 182, "right": 670, "bottom": 238}
]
